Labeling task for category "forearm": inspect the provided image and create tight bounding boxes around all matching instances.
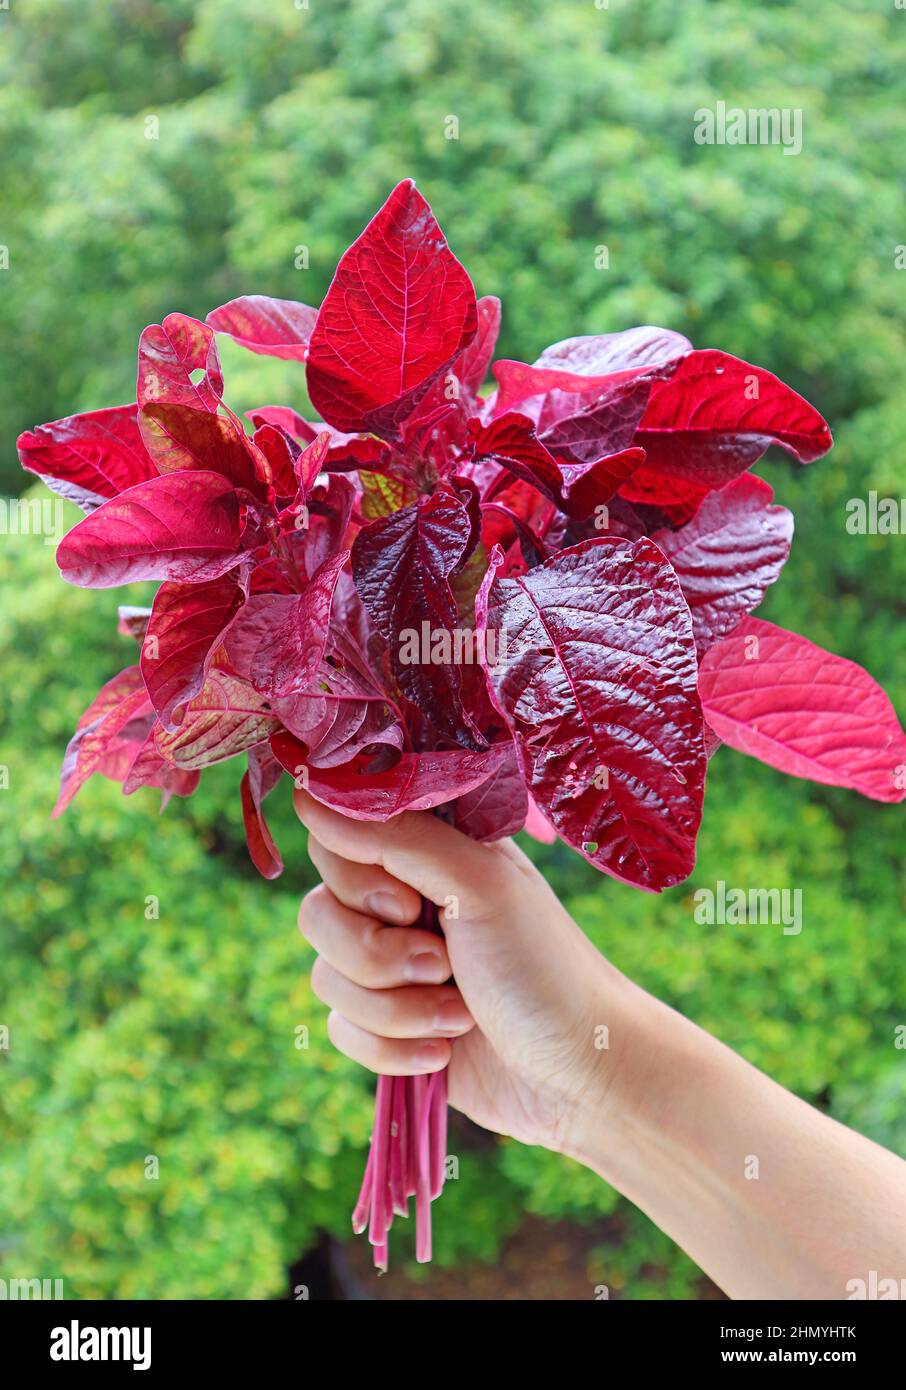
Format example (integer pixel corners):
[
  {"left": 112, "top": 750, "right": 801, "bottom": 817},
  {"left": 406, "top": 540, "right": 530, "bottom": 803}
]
[{"left": 568, "top": 973, "right": 906, "bottom": 1299}]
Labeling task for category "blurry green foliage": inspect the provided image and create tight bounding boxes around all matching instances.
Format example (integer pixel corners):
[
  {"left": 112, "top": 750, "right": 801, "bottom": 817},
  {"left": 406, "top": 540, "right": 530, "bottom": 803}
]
[{"left": 1, "top": 0, "right": 904, "bottom": 1299}]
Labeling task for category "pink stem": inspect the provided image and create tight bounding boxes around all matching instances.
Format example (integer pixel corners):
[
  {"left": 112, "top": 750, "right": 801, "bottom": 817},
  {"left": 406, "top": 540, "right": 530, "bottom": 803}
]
[
  {"left": 351, "top": 1141, "right": 374, "bottom": 1235},
  {"left": 406, "top": 1074, "right": 418, "bottom": 1199},
  {"left": 351, "top": 891, "right": 453, "bottom": 1267},
  {"left": 430, "top": 1067, "right": 448, "bottom": 1200},
  {"left": 389, "top": 1076, "right": 408, "bottom": 1217},
  {"left": 368, "top": 1075, "right": 393, "bottom": 1251},
  {"left": 413, "top": 1073, "right": 432, "bottom": 1263}
]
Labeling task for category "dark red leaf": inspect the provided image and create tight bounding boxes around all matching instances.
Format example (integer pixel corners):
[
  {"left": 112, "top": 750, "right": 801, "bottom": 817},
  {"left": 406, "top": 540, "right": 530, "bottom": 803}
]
[
  {"left": 138, "top": 402, "right": 266, "bottom": 495},
  {"left": 141, "top": 572, "right": 249, "bottom": 727},
  {"left": 653, "top": 474, "right": 793, "bottom": 654},
  {"left": 533, "top": 326, "right": 693, "bottom": 377},
  {"left": 251, "top": 422, "right": 300, "bottom": 498},
  {"left": 480, "top": 502, "right": 548, "bottom": 570},
  {"left": 401, "top": 295, "right": 502, "bottom": 445},
  {"left": 633, "top": 349, "right": 833, "bottom": 492},
  {"left": 54, "top": 667, "right": 152, "bottom": 816},
  {"left": 223, "top": 551, "right": 347, "bottom": 698},
  {"left": 272, "top": 632, "right": 404, "bottom": 768},
  {"left": 619, "top": 470, "right": 711, "bottom": 526},
  {"left": 539, "top": 374, "right": 654, "bottom": 461},
  {"left": 137, "top": 312, "right": 224, "bottom": 412},
  {"left": 207, "top": 295, "right": 318, "bottom": 362},
  {"left": 246, "top": 405, "right": 311, "bottom": 440},
  {"left": 492, "top": 327, "right": 690, "bottom": 421},
  {"left": 477, "top": 538, "right": 706, "bottom": 890},
  {"left": 117, "top": 605, "right": 152, "bottom": 640},
  {"left": 291, "top": 474, "right": 356, "bottom": 579},
  {"left": 122, "top": 731, "right": 201, "bottom": 805},
  {"left": 473, "top": 412, "right": 643, "bottom": 521},
  {"left": 271, "top": 733, "right": 508, "bottom": 817},
  {"left": 155, "top": 670, "right": 282, "bottom": 769},
  {"left": 351, "top": 493, "right": 479, "bottom": 745},
  {"left": 56, "top": 471, "right": 243, "bottom": 588},
  {"left": 294, "top": 432, "right": 331, "bottom": 496},
  {"left": 307, "top": 180, "right": 478, "bottom": 438},
  {"left": 452, "top": 295, "right": 501, "bottom": 398},
  {"left": 241, "top": 745, "right": 285, "bottom": 879},
  {"left": 453, "top": 741, "right": 527, "bottom": 841},
  {"left": 17, "top": 404, "right": 157, "bottom": 513},
  {"left": 698, "top": 617, "right": 906, "bottom": 802}
]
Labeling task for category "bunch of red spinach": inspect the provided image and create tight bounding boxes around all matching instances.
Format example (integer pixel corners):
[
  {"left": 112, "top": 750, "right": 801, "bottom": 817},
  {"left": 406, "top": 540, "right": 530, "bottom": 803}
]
[{"left": 20, "top": 180, "right": 906, "bottom": 1267}]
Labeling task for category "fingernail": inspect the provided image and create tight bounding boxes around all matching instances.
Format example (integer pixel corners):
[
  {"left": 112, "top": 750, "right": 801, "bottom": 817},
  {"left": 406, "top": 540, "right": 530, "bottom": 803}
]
[
  {"left": 405, "top": 952, "right": 447, "bottom": 984},
  {"left": 432, "top": 1000, "right": 473, "bottom": 1035},
  {"left": 365, "top": 890, "right": 408, "bottom": 924},
  {"left": 415, "top": 1040, "right": 447, "bottom": 1070}
]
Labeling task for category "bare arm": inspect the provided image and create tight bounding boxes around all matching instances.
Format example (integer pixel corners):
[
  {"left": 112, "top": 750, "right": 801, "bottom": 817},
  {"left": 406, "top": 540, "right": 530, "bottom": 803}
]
[
  {"left": 566, "top": 975, "right": 906, "bottom": 1299},
  {"left": 293, "top": 792, "right": 906, "bottom": 1299}
]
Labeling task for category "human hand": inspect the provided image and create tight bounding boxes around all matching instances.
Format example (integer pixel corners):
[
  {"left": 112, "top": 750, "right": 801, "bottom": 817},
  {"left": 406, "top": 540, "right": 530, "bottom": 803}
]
[{"left": 294, "top": 791, "right": 628, "bottom": 1156}]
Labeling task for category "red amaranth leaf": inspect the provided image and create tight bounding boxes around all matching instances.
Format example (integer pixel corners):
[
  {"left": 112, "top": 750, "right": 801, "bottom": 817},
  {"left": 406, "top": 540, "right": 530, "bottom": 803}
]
[
  {"left": 652, "top": 474, "right": 793, "bottom": 654},
  {"left": 207, "top": 295, "right": 318, "bottom": 362},
  {"left": 618, "top": 470, "right": 711, "bottom": 526},
  {"left": 307, "top": 180, "right": 478, "bottom": 439},
  {"left": 271, "top": 734, "right": 508, "bottom": 816},
  {"left": 241, "top": 745, "right": 285, "bottom": 879},
  {"left": 139, "top": 401, "right": 267, "bottom": 495},
  {"left": 122, "top": 731, "right": 201, "bottom": 805},
  {"left": 402, "top": 295, "right": 503, "bottom": 444},
  {"left": 223, "top": 551, "right": 347, "bottom": 698},
  {"left": 141, "top": 572, "right": 249, "bottom": 728},
  {"left": 477, "top": 538, "right": 706, "bottom": 891},
  {"left": 533, "top": 327, "right": 693, "bottom": 378},
  {"left": 17, "top": 405, "right": 157, "bottom": 513},
  {"left": 698, "top": 617, "right": 906, "bottom": 802},
  {"left": 453, "top": 742, "right": 527, "bottom": 841},
  {"left": 271, "top": 642, "right": 403, "bottom": 769},
  {"left": 53, "top": 667, "right": 152, "bottom": 816},
  {"left": 632, "top": 349, "right": 833, "bottom": 492},
  {"left": 251, "top": 422, "right": 300, "bottom": 498},
  {"left": 351, "top": 493, "right": 479, "bottom": 745},
  {"left": 473, "top": 412, "right": 643, "bottom": 521},
  {"left": 56, "top": 471, "right": 243, "bottom": 588},
  {"left": 246, "top": 405, "right": 312, "bottom": 440},
  {"left": 293, "top": 474, "right": 357, "bottom": 579},
  {"left": 155, "top": 670, "right": 282, "bottom": 769},
  {"left": 539, "top": 374, "right": 654, "bottom": 461},
  {"left": 450, "top": 294, "right": 501, "bottom": 398},
  {"left": 137, "top": 312, "right": 224, "bottom": 412},
  {"left": 492, "top": 327, "right": 690, "bottom": 422},
  {"left": 294, "top": 432, "right": 332, "bottom": 496},
  {"left": 117, "top": 605, "right": 152, "bottom": 640}
]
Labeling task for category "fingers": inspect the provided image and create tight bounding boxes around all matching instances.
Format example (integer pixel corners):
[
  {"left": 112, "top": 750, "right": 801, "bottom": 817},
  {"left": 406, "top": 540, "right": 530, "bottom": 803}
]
[
  {"left": 307, "top": 835, "right": 422, "bottom": 926},
  {"left": 311, "top": 957, "right": 474, "bottom": 1040},
  {"left": 298, "top": 883, "right": 451, "bottom": 987},
  {"left": 294, "top": 790, "right": 503, "bottom": 921},
  {"left": 326, "top": 1012, "right": 453, "bottom": 1076}
]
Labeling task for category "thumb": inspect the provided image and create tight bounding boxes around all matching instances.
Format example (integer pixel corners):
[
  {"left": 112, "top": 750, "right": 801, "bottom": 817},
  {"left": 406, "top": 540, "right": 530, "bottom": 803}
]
[{"left": 293, "top": 790, "right": 506, "bottom": 922}]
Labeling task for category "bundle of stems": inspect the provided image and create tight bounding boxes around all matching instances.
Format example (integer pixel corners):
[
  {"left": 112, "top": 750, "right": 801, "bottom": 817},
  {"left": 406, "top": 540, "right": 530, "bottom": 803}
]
[{"left": 351, "top": 898, "right": 449, "bottom": 1268}]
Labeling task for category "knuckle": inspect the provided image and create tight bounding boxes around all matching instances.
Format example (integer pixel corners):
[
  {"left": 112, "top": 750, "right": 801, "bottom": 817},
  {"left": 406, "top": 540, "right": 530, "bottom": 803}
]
[
  {"left": 360, "top": 919, "right": 393, "bottom": 973},
  {"left": 386, "top": 810, "right": 427, "bottom": 854},
  {"left": 309, "top": 955, "right": 331, "bottom": 1003},
  {"left": 297, "top": 882, "right": 330, "bottom": 940},
  {"left": 325, "top": 1008, "right": 346, "bottom": 1053}
]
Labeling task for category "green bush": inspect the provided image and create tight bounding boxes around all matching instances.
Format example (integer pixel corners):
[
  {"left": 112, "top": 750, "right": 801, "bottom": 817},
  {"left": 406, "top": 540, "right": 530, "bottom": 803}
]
[{"left": 1, "top": 0, "right": 905, "bottom": 1298}]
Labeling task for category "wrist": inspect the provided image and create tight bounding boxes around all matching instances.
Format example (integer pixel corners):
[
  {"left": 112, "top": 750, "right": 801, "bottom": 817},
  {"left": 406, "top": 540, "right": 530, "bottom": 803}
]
[
  {"left": 553, "top": 962, "right": 652, "bottom": 1170},
  {"left": 557, "top": 967, "right": 699, "bottom": 1182}
]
